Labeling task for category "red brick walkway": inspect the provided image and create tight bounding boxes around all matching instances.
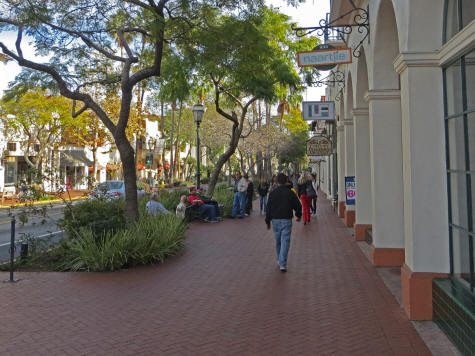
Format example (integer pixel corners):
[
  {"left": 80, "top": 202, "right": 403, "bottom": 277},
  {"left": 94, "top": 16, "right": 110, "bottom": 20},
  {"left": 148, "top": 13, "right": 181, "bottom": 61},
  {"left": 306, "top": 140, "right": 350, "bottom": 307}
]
[{"left": 0, "top": 196, "right": 431, "bottom": 355}]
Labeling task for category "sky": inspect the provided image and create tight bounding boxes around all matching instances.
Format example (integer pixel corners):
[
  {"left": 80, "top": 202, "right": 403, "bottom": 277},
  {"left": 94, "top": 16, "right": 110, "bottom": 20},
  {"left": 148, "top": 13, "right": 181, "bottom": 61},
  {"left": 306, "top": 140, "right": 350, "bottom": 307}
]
[{"left": 0, "top": 0, "right": 329, "bottom": 100}]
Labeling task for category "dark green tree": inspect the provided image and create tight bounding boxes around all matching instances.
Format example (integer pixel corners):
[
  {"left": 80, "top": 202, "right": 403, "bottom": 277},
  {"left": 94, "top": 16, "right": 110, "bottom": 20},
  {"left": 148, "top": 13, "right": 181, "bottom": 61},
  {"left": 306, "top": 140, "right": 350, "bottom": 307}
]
[
  {"left": 182, "top": 7, "right": 316, "bottom": 194},
  {"left": 0, "top": 0, "right": 261, "bottom": 221}
]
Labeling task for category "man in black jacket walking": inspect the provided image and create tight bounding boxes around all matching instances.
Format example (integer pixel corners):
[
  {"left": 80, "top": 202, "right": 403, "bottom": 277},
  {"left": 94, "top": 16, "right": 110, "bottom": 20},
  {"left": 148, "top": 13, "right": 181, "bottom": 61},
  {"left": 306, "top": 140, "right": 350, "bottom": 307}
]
[{"left": 265, "top": 173, "right": 302, "bottom": 272}]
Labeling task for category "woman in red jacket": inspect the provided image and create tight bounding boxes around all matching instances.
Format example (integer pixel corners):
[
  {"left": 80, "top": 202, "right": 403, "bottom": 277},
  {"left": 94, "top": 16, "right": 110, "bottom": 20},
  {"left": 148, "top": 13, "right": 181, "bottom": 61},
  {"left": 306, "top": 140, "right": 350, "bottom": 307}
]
[{"left": 297, "top": 172, "right": 313, "bottom": 225}]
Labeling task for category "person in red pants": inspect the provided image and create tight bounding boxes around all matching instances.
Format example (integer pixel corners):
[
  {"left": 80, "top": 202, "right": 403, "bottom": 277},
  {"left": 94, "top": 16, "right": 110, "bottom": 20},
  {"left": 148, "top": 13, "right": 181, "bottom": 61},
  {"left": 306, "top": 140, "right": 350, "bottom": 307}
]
[{"left": 297, "top": 172, "right": 312, "bottom": 225}]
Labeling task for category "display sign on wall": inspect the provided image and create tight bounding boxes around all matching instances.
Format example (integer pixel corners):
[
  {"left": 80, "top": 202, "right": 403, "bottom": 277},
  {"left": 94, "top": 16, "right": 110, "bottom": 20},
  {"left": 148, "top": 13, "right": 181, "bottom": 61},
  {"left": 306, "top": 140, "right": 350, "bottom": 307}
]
[
  {"left": 297, "top": 48, "right": 352, "bottom": 67},
  {"left": 302, "top": 101, "right": 335, "bottom": 121},
  {"left": 307, "top": 136, "right": 333, "bottom": 156},
  {"left": 345, "top": 176, "right": 356, "bottom": 205}
]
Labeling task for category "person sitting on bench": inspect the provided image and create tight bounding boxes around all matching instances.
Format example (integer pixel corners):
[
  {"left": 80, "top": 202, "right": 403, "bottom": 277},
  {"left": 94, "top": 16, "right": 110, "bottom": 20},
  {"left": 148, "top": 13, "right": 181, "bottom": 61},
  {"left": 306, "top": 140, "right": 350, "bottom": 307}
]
[
  {"left": 187, "top": 189, "right": 222, "bottom": 223},
  {"left": 146, "top": 193, "right": 171, "bottom": 215}
]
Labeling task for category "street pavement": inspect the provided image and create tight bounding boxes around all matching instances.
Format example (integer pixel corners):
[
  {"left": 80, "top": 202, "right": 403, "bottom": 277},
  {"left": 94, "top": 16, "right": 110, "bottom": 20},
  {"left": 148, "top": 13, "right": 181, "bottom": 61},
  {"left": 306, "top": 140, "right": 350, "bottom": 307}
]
[
  {"left": 0, "top": 196, "right": 441, "bottom": 355},
  {"left": 0, "top": 200, "right": 77, "bottom": 262}
]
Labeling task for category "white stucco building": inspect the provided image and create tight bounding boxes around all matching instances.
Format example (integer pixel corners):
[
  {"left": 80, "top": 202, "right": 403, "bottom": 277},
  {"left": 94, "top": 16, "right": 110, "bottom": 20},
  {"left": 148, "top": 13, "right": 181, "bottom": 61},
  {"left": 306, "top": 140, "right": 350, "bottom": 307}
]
[
  {"left": 0, "top": 117, "right": 166, "bottom": 192},
  {"left": 314, "top": 0, "right": 474, "bottom": 350}
]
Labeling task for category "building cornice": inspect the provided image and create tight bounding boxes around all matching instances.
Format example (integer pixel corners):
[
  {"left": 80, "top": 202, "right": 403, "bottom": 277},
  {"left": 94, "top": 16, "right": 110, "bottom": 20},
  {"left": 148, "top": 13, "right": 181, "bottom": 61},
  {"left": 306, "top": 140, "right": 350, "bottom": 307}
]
[
  {"left": 439, "top": 21, "right": 475, "bottom": 66},
  {"left": 343, "top": 118, "right": 353, "bottom": 126},
  {"left": 364, "top": 89, "right": 400, "bottom": 102},
  {"left": 352, "top": 107, "right": 369, "bottom": 117},
  {"left": 393, "top": 51, "right": 440, "bottom": 74}
]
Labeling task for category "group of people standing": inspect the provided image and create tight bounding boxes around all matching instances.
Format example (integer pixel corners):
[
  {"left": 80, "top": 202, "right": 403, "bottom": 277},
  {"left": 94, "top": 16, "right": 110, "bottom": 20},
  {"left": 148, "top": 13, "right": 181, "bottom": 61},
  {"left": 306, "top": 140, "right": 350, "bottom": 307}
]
[{"left": 231, "top": 171, "right": 255, "bottom": 219}]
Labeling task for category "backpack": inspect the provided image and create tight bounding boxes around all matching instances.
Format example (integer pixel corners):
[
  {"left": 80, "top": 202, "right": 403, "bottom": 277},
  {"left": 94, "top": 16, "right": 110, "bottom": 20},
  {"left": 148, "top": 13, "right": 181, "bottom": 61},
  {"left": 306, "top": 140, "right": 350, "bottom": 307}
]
[{"left": 306, "top": 181, "right": 316, "bottom": 198}]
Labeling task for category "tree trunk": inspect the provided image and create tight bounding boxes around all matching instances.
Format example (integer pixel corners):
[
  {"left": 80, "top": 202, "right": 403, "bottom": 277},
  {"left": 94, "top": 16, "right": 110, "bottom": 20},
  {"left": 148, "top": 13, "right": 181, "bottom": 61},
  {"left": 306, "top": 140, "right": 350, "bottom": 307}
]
[
  {"left": 256, "top": 151, "right": 263, "bottom": 180},
  {"left": 175, "top": 101, "right": 182, "bottom": 181},
  {"left": 91, "top": 146, "right": 97, "bottom": 189},
  {"left": 169, "top": 103, "right": 175, "bottom": 183},
  {"left": 116, "top": 135, "right": 138, "bottom": 222},
  {"left": 207, "top": 146, "right": 236, "bottom": 195},
  {"left": 160, "top": 101, "right": 165, "bottom": 133},
  {"left": 207, "top": 119, "right": 241, "bottom": 195}
]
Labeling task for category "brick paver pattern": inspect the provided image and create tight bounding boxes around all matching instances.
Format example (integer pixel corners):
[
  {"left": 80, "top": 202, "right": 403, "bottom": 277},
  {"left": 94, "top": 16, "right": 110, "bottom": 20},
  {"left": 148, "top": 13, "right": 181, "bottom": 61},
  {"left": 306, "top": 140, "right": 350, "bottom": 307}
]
[{"left": 0, "top": 196, "right": 431, "bottom": 355}]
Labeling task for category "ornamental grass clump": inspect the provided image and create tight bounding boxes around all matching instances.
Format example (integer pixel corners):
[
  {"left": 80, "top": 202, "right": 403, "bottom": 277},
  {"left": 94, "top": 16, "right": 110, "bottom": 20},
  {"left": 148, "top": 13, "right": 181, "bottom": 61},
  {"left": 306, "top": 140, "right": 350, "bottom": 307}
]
[
  {"left": 212, "top": 185, "right": 234, "bottom": 217},
  {"left": 157, "top": 189, "right": 189, "bottom": 211},
  {"left": 64, "top": 214, "right": 187, "bottom": 272},
  {"left": 59, "top": 198, "right": 126, "bottom": 240}
]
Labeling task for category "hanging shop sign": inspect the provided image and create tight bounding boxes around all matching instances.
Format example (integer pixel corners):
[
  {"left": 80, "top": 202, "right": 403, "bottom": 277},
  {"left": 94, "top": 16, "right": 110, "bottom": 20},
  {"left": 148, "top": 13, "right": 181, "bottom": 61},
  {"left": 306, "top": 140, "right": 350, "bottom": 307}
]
[
  {"left": 311, "top": 44, "right": 337, "bottom": 71},
  {"left": 307, "top": 136, "right": 333, "bottom": 156},
  {"left": 302, "top": 101, "right": 335, "bottom": 121},
  {"left": 345, "top": 176, "right": 356, "bottom": 205},
  {"left": 297, "top": 47, "right": 352, "bottom": 68}
]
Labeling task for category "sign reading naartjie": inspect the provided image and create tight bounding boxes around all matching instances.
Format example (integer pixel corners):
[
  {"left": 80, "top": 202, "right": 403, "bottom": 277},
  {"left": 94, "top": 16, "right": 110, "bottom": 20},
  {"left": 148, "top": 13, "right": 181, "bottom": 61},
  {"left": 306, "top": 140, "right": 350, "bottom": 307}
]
[{"left": 297, "top": 48, "right": 352, "bottom": 67}]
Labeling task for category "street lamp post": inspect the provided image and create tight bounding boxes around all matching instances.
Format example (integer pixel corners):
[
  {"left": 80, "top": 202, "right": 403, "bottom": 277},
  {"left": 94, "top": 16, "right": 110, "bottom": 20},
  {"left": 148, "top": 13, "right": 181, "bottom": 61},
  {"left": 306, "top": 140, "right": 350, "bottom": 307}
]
[{"left": 192, "top": 103, "right": 205, "bottom": 190}]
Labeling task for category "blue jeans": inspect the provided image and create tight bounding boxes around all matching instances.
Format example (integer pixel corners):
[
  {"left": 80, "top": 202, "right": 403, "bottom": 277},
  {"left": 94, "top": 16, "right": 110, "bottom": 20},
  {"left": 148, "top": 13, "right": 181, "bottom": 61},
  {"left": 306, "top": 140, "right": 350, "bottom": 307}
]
[
  {"left": 198, "top": 204, "right": 217, "bottom": 221},
  {"left": 232, "top": 192, "right": 246, "bottom": 218},
  {"left": 259, "top": 195, "right": 267, "bottom": 212},
  {"left": 272, "top": 219, "right": 293, "bottom": 268}
]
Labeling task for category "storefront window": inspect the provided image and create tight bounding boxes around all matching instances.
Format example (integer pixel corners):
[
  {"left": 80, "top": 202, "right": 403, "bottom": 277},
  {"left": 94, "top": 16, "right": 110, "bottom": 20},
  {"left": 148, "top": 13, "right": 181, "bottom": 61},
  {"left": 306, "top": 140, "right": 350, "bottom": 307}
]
[
  {"left": 444, "top": 0, "right": 475, "bottom": 43},
  {"left": 4, "top": 162, "right": 16, "bottom": 185},
  {"left": 444, "top": 47, "right": 475, "bottom": 291}
]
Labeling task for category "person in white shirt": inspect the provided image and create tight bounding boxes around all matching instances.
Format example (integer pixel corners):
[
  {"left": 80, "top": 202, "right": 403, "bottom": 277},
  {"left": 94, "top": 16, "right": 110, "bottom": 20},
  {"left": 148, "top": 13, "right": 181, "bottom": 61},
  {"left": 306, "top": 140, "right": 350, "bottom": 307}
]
[
  {"left": 176, "top": 195, "right": 187, "bottom": 219},
  {"left": 231, "top": 171, "right": 247, "bottom": 219},
  {"left": 146, "top": 192, "right": 170, "bottom": 215}
]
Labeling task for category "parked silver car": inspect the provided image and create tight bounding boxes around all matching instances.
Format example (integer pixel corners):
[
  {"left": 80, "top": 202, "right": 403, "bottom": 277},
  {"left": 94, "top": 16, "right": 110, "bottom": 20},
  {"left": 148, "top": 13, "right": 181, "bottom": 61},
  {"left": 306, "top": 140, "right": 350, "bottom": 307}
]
[{"left": 89, "top": 180, "right": 146, "bottom": 200}]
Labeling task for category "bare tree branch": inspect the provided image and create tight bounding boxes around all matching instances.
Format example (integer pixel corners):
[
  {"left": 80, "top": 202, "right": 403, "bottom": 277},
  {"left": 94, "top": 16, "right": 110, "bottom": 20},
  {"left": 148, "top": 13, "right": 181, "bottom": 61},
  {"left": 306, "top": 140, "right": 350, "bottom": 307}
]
[
  {"left": 0, "top": 39, "right": 117, "bottom": 134},
  {"left": 117, "top": 30, "right": 135, "bottom": 59},
  {"left": 45, "top": 21, "right": 130, "bottom": 63}
]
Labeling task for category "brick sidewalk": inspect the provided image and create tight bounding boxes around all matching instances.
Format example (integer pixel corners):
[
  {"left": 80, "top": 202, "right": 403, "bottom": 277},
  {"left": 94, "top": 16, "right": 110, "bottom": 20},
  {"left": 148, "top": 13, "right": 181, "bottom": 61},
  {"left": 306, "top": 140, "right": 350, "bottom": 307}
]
[{"left": 0, "top": 196, "right": 431, "bottom": 355}]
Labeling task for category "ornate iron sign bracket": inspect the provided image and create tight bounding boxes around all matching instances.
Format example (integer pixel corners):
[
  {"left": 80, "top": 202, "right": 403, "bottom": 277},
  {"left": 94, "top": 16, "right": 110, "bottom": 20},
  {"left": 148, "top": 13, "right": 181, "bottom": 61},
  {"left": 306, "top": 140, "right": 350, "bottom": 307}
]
[
  {"left": 292, "top": 6, "right": 369, "bottom": 58},
  {"left": 309, "top": 70, "right": 345, "bottom": 89}
]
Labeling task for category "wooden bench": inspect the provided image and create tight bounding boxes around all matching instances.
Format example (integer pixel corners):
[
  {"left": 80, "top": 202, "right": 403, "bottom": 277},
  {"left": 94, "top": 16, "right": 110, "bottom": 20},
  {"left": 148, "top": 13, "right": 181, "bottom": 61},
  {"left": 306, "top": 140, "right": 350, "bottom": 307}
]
[
  {"left": 184, "top": 203, "right": 225, "bottom": 222},
  {"left": 1, "top": 186, "right": 16, "bottom": 205},
  {"left": 184, "top": 204, "right": 204, "bottom": 222}
]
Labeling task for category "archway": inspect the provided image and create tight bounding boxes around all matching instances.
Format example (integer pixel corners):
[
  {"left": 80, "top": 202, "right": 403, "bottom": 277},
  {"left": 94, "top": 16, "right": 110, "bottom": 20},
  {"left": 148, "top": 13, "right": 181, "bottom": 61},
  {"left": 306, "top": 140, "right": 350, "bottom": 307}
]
[
  {"left": 352, "top": 47, "right": 372, "bottom": 240},
  {"left": 366, "top": 0, "right": 405, "bottom": 267},
  {"left": 372, "top": 0, "right": 400, "bottom": 90},
  {"left": 343, "top": 72, "right": 355, "bottom": 227}
]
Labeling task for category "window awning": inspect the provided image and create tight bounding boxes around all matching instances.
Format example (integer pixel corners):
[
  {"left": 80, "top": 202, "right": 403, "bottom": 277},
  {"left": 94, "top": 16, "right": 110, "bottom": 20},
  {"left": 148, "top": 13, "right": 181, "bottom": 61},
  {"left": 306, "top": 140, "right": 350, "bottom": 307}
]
[{"left": 60, "top": 150, "right": 93, "bottom": 167}]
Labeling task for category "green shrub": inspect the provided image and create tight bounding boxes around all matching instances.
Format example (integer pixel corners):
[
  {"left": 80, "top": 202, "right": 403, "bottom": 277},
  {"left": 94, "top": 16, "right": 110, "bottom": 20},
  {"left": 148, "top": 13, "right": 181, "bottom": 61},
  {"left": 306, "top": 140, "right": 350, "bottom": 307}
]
[
  {"left": 157, "top": 189, "right": 189, "bottom": 211},
  {"left": 62, "top": 214, "right": 187, "bottom": 271},
  {"left": 58, "top": 199, "right": 126, "bottom": 240},
  {"left": 212, "top": 185, "right": 234, "bottom": 217}
]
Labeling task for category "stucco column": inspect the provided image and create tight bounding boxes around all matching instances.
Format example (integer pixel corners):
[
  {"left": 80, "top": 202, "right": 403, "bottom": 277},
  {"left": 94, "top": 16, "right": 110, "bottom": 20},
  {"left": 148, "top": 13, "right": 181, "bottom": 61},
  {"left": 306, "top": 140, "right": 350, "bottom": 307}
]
[
  {"left": 343, "top": 118, "right": 355, "bottom": 226},
  {"left": 365, "top": 89, "right": 405, "bottom": 267},
  {"left": 352, "top": 108, "right": 372, "bottom": 240},
  {"left": 394, "top": 52, "right": 450, "bottom": 320},
  {"left": 336, "top": 123, "right": 345, "bottom": 217}
]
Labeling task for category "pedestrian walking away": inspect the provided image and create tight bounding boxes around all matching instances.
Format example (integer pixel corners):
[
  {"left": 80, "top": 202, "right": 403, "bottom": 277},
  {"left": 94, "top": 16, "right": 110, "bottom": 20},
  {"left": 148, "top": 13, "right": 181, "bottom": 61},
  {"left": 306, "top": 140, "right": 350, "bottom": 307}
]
[
  {"left": 231, "top": 171, "right": 247, "bottom": 219},
  {"left": 257, "top": 178, "right": 269, "bottom": 214},
  {"left": 265, "top": 173, "right": 302, "bottom": 272},
  {"left": 297, "top": 171, "right": 313, "bottom": 225}
]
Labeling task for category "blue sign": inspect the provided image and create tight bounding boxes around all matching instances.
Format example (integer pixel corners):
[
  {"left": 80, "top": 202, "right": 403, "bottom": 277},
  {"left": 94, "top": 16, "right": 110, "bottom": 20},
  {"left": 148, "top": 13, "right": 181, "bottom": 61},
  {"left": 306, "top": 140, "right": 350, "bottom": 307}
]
[{"left": 345, "top": 176, "right": 356, "bottom": 205}]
